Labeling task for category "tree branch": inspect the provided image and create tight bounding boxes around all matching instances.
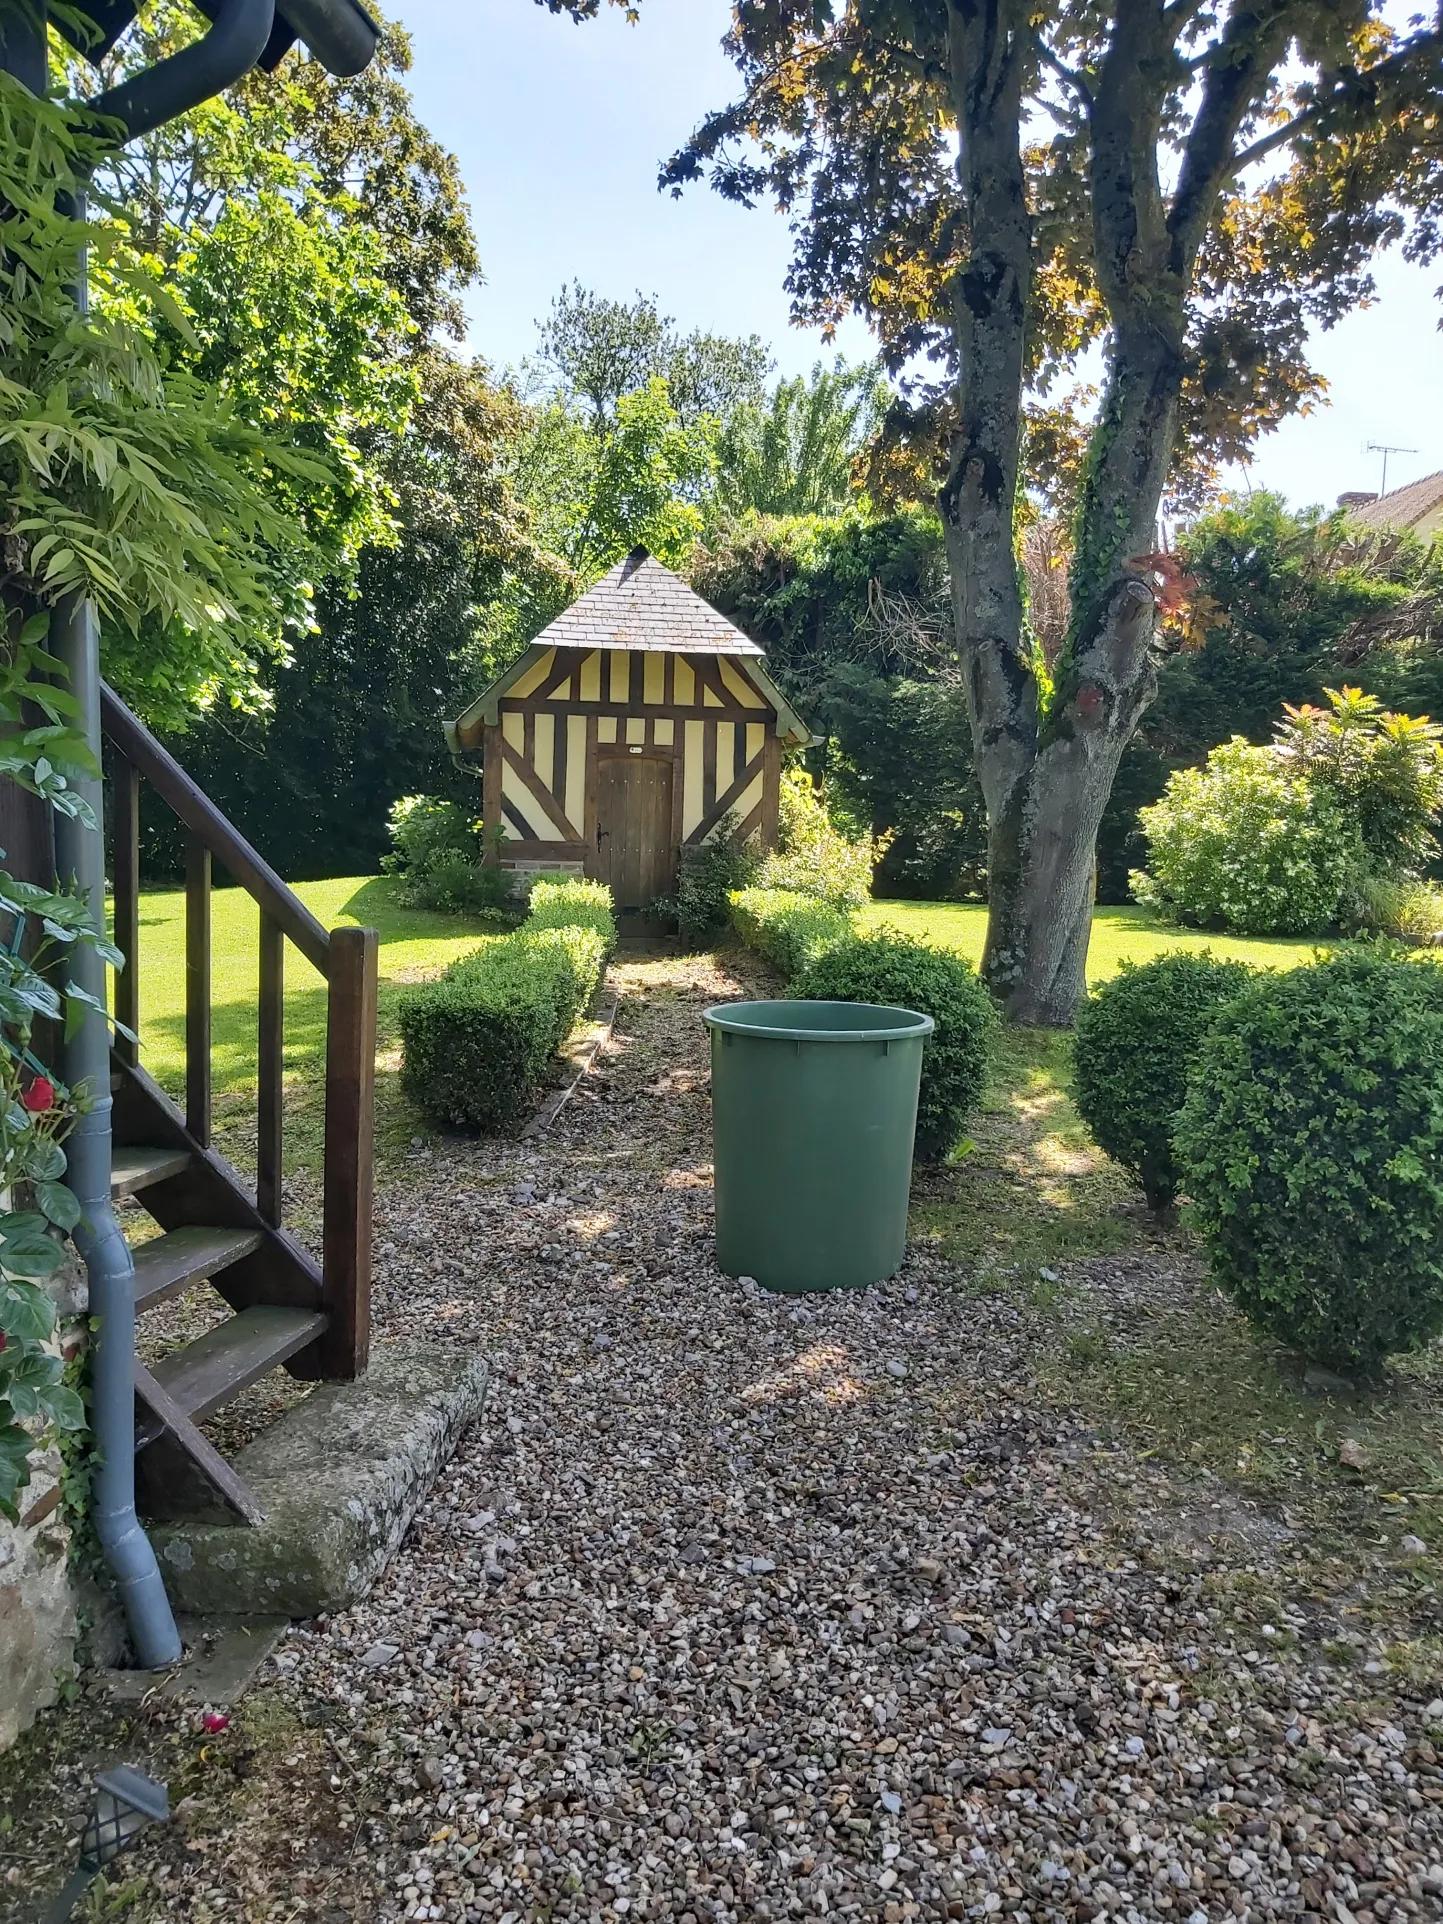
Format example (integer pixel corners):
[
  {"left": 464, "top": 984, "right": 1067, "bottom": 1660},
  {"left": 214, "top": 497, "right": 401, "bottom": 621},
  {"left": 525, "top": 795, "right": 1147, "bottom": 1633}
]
[
  {"left": 1228, "top": 27, "right": 1443, "bottom": 176},
  {"left": 1035, "top": 37, "right": 1091, "bottom": 107}
]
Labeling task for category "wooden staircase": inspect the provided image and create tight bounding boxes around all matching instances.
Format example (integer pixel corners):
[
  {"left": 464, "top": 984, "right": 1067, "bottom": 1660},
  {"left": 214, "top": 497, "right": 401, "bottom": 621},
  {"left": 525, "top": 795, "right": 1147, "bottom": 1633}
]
[{"left": 101, "top": 683, "right": 378, "bottom": 1525}]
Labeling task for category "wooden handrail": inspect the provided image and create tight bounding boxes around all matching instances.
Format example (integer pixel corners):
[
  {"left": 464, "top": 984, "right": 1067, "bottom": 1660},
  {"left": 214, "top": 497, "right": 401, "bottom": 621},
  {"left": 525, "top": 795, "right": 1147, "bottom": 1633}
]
[
  {"left": 101, "top": 681, "right": 376, "bottom": 1383},
  {"left": 99, "top": 681, "right": 330, "bottom": 973}
]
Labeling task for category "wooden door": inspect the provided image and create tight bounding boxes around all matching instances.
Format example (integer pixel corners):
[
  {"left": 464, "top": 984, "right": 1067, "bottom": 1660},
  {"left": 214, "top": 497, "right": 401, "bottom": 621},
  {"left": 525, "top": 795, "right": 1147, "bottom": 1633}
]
[{"left": 594, "top": 755, "right": 676, "bottom": 910}]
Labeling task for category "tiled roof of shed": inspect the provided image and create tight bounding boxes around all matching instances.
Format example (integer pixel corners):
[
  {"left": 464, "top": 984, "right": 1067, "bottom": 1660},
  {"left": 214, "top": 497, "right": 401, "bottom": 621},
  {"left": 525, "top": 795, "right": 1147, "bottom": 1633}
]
[{"left": 531, "top": 547, "right": 764, "bottom": 656}]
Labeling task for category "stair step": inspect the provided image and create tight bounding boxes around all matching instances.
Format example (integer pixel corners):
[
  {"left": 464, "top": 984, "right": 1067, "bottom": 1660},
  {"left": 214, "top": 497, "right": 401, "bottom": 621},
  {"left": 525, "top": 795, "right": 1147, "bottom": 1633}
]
[
  {"left": 147, "top": 1306, "right": 327, "bottom": 1425},
  {"left": 132, "top": 1225, "right": 264, "bottom": 1313},
  {"left": 111, "top": 1145, "right": 192, "bottom": 1198}
]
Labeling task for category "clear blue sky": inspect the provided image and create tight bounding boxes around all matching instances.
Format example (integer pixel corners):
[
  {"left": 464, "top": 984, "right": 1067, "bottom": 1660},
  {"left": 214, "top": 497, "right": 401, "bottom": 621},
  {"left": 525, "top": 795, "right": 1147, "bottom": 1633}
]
[{"left": 397, "top": 0, "right": 1443, "bottom": 514}]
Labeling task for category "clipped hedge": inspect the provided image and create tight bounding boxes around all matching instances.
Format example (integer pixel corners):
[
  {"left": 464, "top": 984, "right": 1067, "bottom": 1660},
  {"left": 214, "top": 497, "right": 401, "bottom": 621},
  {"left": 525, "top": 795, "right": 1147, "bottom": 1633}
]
[
  {"left": 728, "top": 887, "right": 852, "bottom": 978},
  {"left": 399, "top": 879, "right": 610, "bottom": 1132},
  {"left": 1073, "top": 951, "right": 1252, "bottom": 1213},
  {"left": 1176, "top": 950, "right": 1443, "bottom": 1377},
  {"left": 525, "top": 877, "right": 617, "bottom": 953},
  {"left": 791, "top": 929, "right": 996, "bottom": 1160}
]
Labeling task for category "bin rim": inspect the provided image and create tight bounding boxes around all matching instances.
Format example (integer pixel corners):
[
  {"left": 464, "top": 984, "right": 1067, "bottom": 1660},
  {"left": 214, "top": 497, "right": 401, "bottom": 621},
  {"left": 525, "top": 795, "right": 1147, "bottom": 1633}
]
[{"left": 702, "top": 998, "right": 935, "bottom": 1043}]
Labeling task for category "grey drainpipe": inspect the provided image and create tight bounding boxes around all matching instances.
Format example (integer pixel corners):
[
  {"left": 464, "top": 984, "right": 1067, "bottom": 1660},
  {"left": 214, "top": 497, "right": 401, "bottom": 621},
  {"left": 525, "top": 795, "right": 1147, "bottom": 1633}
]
[
  {"left": 51, "top": 0, "right": 279, "bottom": 1669},
  {"left": 52, "top": 595, "right": 181, "bottom": 1671}
]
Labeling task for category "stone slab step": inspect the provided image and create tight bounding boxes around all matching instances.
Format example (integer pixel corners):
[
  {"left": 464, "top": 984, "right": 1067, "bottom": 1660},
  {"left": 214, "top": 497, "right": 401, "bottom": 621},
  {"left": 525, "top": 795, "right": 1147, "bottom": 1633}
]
[
  {"left": 132, "top": 1224, "right": 264, "bottom": 1313},
  {"left": 148, "top": 1343, "right": 490, "bottom": 1618}
]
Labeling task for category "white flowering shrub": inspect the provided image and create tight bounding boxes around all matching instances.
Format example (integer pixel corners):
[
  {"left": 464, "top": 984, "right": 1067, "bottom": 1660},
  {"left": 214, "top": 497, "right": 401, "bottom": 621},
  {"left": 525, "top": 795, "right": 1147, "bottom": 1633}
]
[{"left": 1132, "top": 737, "right": 1360, "bottom": 936}]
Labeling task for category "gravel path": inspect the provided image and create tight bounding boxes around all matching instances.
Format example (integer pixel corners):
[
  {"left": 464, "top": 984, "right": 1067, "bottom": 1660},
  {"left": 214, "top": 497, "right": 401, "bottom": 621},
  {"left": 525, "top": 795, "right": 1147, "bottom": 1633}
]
[
  {"left": 219, "top": 949, "right": 1441, "bottom": 1924},
  {"left": 18, "top": 950, "right": 1431, "bottom": 1924}
]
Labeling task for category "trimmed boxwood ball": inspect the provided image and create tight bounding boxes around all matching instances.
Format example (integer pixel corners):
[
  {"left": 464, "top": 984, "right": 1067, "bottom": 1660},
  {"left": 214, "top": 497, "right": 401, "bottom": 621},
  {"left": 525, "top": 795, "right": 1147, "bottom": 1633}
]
[
  {"left": 1072, "top": 951, "right": 1252, "bottom": 1213},
  {"left": 1175, "top": 950, "right": 1443, "bottom": 1377},
  {"left": 790, "top": 929, "right": 997, "bottom": 1160}
]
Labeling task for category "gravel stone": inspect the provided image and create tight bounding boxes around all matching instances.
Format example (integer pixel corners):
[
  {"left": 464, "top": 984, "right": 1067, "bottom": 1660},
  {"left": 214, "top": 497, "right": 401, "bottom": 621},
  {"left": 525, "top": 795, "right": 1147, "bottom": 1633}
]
[{"left": 177, "top": 951, "right": 1443, "bottom": 1924}]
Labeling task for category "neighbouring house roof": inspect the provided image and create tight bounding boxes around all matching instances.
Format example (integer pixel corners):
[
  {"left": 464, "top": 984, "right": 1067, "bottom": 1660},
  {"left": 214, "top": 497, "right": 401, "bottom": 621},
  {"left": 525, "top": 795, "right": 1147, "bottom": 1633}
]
[
  {"left": 1344, "top": 470, "right": 1443, "bottom": 537},
  {"left": 444, "top": 547, "right": 813, "bottom": 754}
]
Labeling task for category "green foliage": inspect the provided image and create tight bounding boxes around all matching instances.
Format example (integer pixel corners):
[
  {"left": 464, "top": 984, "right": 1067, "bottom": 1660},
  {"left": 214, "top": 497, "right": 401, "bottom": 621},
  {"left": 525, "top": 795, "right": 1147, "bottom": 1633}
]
[
  {"left": 1175, "top": 951, "right": 1443, "bottom": 1377},
  {"left": 728, "top": 887, "right": 854, "bottom": 979},
  {"left": 791, "top": 929, "right": 997, "bottom": 1161},
  {"left": 1273, "top": 685, "right": 1443, "bottom": 879},
  {"left": 533, "top": 281, "right": 769, "bottom": 429},
  {"left": 382, "top": 796, "right": 509, "bottom": 915},
  {"left": 518, "top": 376, "right": 718, "bottom": 574},
  {"left": 1072, "top": 951, "right": 1252, "bottom": 1213},
  {"left": 524, "top": 878, "right": 617, "bottom": 954},
  {"left": 398, "top": 924, "right": 605, "bottom": 1133},
  {"left": 1133, "top": 737, "right": 1360, "bottom": 936},
  {"left": 1349, "top": 874, "right": 1443, "bottom": 945},
  {"left": 691, "top": 509, "right": 987, "bottom": 897},
  {"left": 757, "top": 766, "right": 877, "bottom": 908},
  {"left": 662, "top": 822, "right": 760, "bottom": 947},
  {"left": 0, "top": 75, "right": 329, "bottom": 718},
  {"left": 1152, "top": 497, "right": 1426, "bottom": 761},
  {"left": 714, "top": 359, "right": 887, "bottom": 518}
]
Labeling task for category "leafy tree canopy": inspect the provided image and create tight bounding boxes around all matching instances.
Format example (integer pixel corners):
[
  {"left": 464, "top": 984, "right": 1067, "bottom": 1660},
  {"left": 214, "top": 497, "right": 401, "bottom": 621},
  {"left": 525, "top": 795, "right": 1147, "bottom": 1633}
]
[
  {"left": 717, "top": 358, "right": 890, "bottom": 519},
  {"left": 532, "top": 281, "right": 771, "bottom": 429}
]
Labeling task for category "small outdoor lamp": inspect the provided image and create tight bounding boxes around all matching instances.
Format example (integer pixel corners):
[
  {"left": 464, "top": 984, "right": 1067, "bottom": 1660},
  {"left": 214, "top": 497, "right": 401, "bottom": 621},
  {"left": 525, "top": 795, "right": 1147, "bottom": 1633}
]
[{"left": 43, "top": 1768, "right": 170, "bottom": 1924}]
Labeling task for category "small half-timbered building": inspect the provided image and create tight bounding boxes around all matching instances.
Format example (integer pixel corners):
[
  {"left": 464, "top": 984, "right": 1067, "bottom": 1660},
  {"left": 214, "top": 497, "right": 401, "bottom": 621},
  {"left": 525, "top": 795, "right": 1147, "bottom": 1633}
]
[{"left": 444, "top": 547, "right": 812, "bottom": 909}]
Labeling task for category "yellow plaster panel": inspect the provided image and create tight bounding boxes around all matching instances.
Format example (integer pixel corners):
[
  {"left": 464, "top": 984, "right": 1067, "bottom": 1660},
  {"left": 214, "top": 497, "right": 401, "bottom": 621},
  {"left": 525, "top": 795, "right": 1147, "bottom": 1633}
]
[
  {"left": 566, "top": 716, "right": 586, "bottom": 830},
  {"left": 643, "top": 653, "right": 665, "bottom": 703},
  {"left": 702, "top": 681, "right": 722, "bottom": 708},
  {"left": 674, "top": 658, "right": 694, "bottom": 706},
  {"left": 719, "top": 658, "right": 766, "bottom": 708},
  {"left": 502, "top": 711, "right": 524, "bottom": 753},
  {"left": 626, "top": 715, "right": 646, "bottom": 745},
  {"left": 746, "top": 722, "right": 765, "bottom": 766},
  {"left": 549, "top": 677, "right": 572, "bottom": 702},
  {"left": 507, "top": 648, "right": 554, "bottom": 701},
  {"left": 579, "top": 651, "right": 602, "bottom": 702},
  {"left": 654, "top": 718, "right": 674, "bottom": 746},
  {"left": 683, "top": 721, "right": 705, "bottom": 836},
  {"left": 501, "top": 759, "right": 533, "bottom": 836},
  {"left": 716, "top": 722, "right": 735, "bottom": 797},
  {"left": 534, "top": 712, "right": 554, "bottom": 790},
  {"left": 609, "top": 652, "right": 630, "bottom": 702},
  {"left": 598, "top": 715, "right": 618, "bottom": 744},
  {"left": 733, "top": 770, "right": 763, "bottom": 827}
]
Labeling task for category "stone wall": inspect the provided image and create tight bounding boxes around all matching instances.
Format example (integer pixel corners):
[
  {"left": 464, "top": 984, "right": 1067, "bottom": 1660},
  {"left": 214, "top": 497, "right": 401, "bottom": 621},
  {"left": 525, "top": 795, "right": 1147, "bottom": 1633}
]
[{"left": 0, "top": 1261, "right": 86, "bottom": 1751}]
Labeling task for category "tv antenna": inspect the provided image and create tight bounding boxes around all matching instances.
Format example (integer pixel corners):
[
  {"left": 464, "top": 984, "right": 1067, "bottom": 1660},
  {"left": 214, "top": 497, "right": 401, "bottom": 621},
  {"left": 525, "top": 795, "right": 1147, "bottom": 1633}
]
[{"left": 1367, "top": 442, "right": 1417, "bottom": 499}]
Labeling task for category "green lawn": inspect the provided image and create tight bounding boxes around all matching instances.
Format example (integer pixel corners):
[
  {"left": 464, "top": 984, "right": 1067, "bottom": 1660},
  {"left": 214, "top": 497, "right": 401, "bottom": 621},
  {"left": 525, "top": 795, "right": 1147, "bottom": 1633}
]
[
  {"left": 116, "top": 874, "right": 503, "bottom": 1167},
  {"left": 859, "top": 898, "right": 1336, "bottom": 977}
]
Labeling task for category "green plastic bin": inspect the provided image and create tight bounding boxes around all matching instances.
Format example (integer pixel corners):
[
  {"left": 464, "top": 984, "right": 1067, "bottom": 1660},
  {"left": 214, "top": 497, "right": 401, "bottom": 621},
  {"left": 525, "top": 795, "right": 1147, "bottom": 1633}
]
[{"left": 703, "top": 999, "right": 934, "bottom": 1293}]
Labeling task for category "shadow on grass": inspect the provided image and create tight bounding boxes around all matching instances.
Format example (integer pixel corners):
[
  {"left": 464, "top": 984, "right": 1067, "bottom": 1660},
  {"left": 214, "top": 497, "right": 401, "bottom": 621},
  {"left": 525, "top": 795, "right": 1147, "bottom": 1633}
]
[{"left": 912, "top": 1025, "right": 1145, "bottom": 1279}]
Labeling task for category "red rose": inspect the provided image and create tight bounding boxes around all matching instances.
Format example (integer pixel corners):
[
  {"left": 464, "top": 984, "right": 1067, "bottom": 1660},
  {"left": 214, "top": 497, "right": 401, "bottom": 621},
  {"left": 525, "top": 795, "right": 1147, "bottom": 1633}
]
[{"left": 22, "top": 1076, "right": 55, "bottom": 1113}]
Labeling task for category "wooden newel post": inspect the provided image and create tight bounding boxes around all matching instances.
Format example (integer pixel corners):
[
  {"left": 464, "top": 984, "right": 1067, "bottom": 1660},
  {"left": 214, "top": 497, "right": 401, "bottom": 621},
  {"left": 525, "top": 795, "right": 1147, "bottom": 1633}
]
[{"left": 321, "top": 923, "right": 378, "bottom": 1379}]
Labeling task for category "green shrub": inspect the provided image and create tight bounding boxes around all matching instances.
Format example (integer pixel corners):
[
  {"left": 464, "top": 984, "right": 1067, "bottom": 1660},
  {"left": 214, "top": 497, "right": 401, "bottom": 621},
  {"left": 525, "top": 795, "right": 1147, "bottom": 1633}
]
[
  {"left": 756, "top": 766, "right": 877, "bottom": 908},
  {"left": 399, "top": 925, "right": 605, "bottom": 1132},
  {"left": 1273, "top": 685, "right": 1443, "bottom": 879},
  {"left": 525, "top": 877, "right": 617, "bottom": 953},
  {"left": 1175, "top": 950, "right": 1443, "bottom": 1376},
  {"left": 1348, "top": 873, "right": 1443, "bottom": 946},
  {"left": 1132, "top": 737, "right": 1360, "bottom": 935},
  {"left": 667, "top": 818, "right": 760, "bottom": 945},
  {"left": 383, "top": 794, "right": 510, "bottom": 914},
  {"left": 791, "top": 928, "right": 997, "bottom": 1160},
  {"left": 1072, "top": 951, "right": 1252, "bottom": 1212},
  {"left": 729, "top": 886, "right": 853, "bottom": 977}
]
